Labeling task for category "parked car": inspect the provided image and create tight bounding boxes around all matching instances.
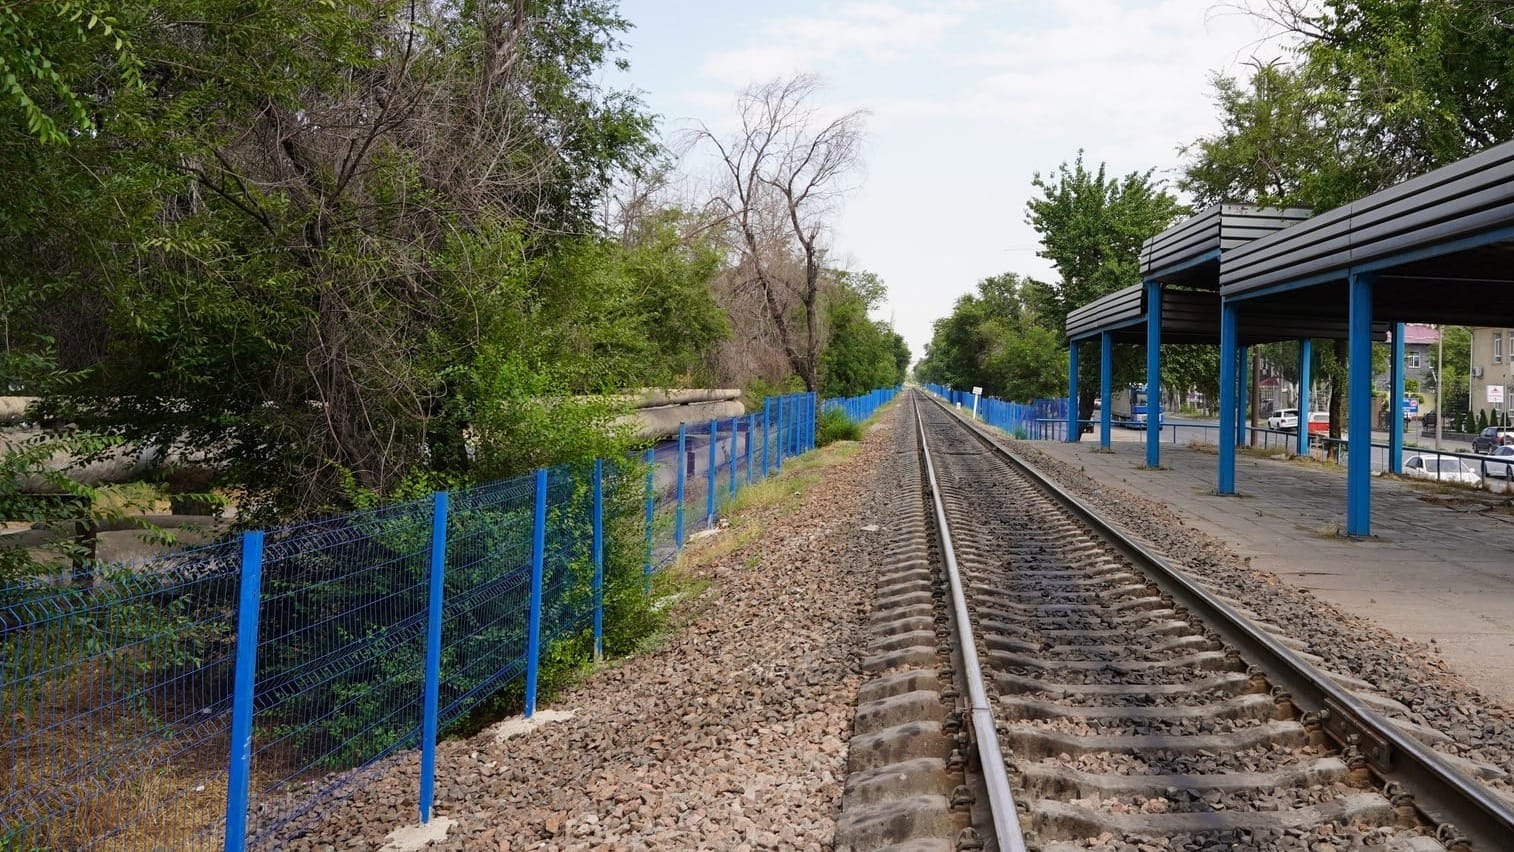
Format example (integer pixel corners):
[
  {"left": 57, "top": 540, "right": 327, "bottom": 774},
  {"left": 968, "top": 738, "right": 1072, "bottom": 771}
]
[
  {"left": 1481, "top": 445, "right": 1514, "bottom": 478},
  {"left": 1306, "top": 412, "right": 1329, "bottom": 434},
  {"left": 1403, "top": 455, "right": 1483, "bottom": 487},
  {"left": 1266, "top": 408, "right": 1299, "bottom": 429},
  {"left": 1471, "top": 427, "right": 1514, "bottom": 453}
]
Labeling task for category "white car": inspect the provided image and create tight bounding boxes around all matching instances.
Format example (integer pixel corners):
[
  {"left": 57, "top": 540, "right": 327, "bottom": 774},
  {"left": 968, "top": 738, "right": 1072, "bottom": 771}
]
[
  {"left": 1266, "top": 408, "right": 1299, "bottom": 430},
  {"left": 1403, "top": 455, "right": 1483, "bottom": 487},
  {"left": 1479, "top": 445, "right": 1514, "bottom": 479}
]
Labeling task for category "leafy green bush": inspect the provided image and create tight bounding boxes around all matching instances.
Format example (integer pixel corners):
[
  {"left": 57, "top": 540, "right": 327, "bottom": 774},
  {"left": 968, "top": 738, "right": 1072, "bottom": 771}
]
[{"left": 817, "top": 408, "right": 861, "bottom": 446}]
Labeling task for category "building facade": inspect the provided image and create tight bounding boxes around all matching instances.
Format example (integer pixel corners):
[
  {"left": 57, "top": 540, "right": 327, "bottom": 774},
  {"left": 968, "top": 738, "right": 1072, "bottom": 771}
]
[{"left": 1470, "top": 327, "right": 1514, "bottom": 417}]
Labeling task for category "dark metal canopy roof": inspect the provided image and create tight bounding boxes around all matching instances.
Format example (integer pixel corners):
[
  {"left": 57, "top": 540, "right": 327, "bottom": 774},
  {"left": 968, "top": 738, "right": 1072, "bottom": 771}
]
[
  {"left": 1066, "top": 284, "right": 1387, "bottom": 345},
  {"left": 1141, "top": 204, "right": 1311, "bottom": 287},
  {"left": 1221, "top": 139, "right": 1514, "bottom": 323}
]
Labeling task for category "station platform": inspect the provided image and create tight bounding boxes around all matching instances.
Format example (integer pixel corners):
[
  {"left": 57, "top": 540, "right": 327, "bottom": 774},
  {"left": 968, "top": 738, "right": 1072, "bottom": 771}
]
[{"left": 1020, "top": 436, "right": 1514, "bottom": 706}]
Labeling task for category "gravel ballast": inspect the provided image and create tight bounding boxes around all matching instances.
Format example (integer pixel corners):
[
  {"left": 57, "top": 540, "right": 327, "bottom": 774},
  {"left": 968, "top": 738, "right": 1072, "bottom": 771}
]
[
  {"left": 1008, "top": 438, "right": 1514, "bottom": 794},
  {"left": 294, "top": 411, "right": 903, "bottom": 850}
]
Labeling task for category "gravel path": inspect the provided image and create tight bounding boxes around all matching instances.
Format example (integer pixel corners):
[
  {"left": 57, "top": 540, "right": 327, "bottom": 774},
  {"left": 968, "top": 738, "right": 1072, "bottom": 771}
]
[
  {"left": 1009, "top": 438, "right": 1514, "bottom": 792},
  {"left": 296, "top": 410, "right": 901, "bottom": 851}
]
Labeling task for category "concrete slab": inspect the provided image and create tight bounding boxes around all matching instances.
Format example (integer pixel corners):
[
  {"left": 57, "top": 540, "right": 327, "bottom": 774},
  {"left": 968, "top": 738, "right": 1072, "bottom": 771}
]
[
  {"left": 1024, "top": 439, "right": 1514, "bottom": 706},
  {"left": 380, "top": 816, "right": 455, "bottom": 851},
  {"left": 486, "top": 708, "right": 575, "bottom": 744}
]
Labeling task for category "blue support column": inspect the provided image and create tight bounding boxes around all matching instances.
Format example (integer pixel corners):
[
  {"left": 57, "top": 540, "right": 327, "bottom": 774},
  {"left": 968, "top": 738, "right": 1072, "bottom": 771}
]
[
  {"left": 224, "top": 530, "right": 265, "bottom": 852},
  {"left": 1099, "top": 332, "right": 1113, "bottom": 449},
  {"left": 1218, "top": 301, "right": 1238, "bottom": 495},
  {"left": 419, "top": 492, "right": 448, "bottom": 823},
  {"left": 706, "top": 420, "right": 717, "bottom": 526},
  {"left": 643, "top": 448, "right": 654, "bottom": 594},
  {"left": 674, "top": 424, "right": 686, "bottom": 548},
  {"left": 1297, "top": 338, "right": 1313, "bottom": 456},
  {"left": 591, "top": 459, "right": 604, "bottom": 660},
  {"left": 1237, "top": 346, "right": 1249, "bottom": 447},
  {"left": 1347, "top": 272, "right": 1375, "bottom": 536},
  {"left": 524, "top": 468, "right": 547, "bottom": 717},
  {"left": 1145, "top": 280, "right": 1162, "bottom": 468},
  {"left": 1390, "top": 322, "right": 1405, "bottom": 474},
  {"left": 1066, "top": 342, "right": 1080, "bottom": 442}
]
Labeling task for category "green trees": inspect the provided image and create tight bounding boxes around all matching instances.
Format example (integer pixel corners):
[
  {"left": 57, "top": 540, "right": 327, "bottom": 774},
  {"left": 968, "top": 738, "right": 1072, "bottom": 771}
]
[
  {"left": 1, "top": 1, "right": 762, "bottom": 520},
  {"left": 820, "top": 271, "right": 908, "bottom": 398},
  {"left": 916, "top": 274, "right": 1066, "bottom": 402},
  {"left": 1024, "top": 153, "right": 1187, "bottom": 332}
]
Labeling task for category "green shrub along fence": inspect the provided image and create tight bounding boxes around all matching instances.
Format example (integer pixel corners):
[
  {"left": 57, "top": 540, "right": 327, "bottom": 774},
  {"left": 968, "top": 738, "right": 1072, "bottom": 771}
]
[{"left": 0, "top": 388, "right": 905, "bottom": 849}]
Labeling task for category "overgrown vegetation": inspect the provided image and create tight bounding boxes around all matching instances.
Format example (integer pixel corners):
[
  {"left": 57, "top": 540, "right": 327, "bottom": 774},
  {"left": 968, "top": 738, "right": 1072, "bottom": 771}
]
[{"left": 816, "top": 407, "right": 861, "bottom": 446}]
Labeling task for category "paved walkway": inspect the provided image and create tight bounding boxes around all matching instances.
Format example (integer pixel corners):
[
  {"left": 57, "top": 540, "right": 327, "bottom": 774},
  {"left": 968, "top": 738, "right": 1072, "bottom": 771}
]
[{"left": 1027, "top": 438, "right": 1514, "bottom": 706}]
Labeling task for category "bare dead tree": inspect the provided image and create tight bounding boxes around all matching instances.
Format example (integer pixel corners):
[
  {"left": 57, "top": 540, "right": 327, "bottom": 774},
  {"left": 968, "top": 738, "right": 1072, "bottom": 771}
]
[{"left": 696, "top": 75, "right": 866, "bottom": 393}]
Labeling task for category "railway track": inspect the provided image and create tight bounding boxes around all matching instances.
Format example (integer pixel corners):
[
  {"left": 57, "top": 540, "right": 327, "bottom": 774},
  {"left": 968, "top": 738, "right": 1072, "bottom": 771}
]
[{"left": 835, "top": 389, "right": 1514, "bottom": 852}]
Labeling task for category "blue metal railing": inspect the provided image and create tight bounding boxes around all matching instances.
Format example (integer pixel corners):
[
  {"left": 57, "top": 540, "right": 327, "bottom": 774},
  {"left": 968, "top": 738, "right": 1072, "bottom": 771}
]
[
  {"left": 921, "top": 383, "right": 1069, "bottom": 439},
  {"left": 821, "top": 386, "right": 900, "bottom": 424},
  {"left": 1, "top": 386, "right": 893, "bottom": 849}
]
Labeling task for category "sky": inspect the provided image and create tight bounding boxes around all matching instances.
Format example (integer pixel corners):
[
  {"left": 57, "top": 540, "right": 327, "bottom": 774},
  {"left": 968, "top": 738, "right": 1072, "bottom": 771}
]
[{"left": 613, "top": 0, "right": 1293, "bottom": 364}]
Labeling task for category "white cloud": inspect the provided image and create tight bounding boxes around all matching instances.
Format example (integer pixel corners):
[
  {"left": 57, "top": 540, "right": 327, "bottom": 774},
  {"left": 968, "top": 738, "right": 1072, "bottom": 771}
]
[{"left": 698, "top": 2, "right": 965, "bottom": 85}]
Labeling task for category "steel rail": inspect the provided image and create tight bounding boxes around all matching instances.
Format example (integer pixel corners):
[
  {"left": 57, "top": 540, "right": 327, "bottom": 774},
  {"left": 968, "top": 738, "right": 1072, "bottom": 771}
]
[
  {"left": 911, "top": 394, "right": 1029, "bottom": 852},
  {"left": 918, "top": 388, "right": 1514, "bottom": 851}
]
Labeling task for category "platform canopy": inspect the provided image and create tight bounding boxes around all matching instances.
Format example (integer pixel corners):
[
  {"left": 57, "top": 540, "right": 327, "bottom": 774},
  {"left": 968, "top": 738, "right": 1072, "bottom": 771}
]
[
  {"left": 1065, "top": 283, "right": 1387, "bottom": 345},
  {"left": 1141, "top": 204, "right": 1311, "bottom": 288},
  {"left": 1221, "top": 140, "right": 1514, "bottom": 323},
  {"left": 1213, "top": 139, "right": 1514, "bottom": 536}
]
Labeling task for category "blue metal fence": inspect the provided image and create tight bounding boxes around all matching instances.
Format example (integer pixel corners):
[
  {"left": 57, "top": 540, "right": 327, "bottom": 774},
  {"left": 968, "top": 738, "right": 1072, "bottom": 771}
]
[
  {"left": 821, "top": 386, "right": 900, "bottom": 424},
  {"left": 1, "top": 388, "right": 870, "bottom": 849},
  {"left": 922, "top": 383, "right": 1069, "bottom": 439}
]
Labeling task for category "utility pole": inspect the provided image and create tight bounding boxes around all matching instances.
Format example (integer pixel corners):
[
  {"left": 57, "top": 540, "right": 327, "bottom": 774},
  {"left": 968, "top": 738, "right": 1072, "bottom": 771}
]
[{"left": 1435, "top": 325, "right": 1443, "bottom": 451}]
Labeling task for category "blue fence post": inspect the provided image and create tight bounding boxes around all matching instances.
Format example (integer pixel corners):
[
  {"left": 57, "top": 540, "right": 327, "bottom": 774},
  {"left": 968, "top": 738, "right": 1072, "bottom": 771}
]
[
  {"left": 809, "top": 392, "right": 816, "bottom": 450},
  {"left": 592, "top": 459, "right": 604, "bottom": 661},
  {"left": 762, "top": 400, "right": 771, "bottom": 477},
  {"left": 525, "top": 469, "right": 548, "bottom": 717},
  {"left": 776, "top": 395, "right": 785, "bottom": 471},
  {"left": 675, "top": 424, "right": 686, "bottom": 548},
  {"left": 746, "top": 413, "right": 755, "bottom": 486},
  {"left": 419, "top": 491, "right": 448, "bottom": 823},
  {"left": 706, "top": 419, "right": 718, "bottom": 526},
  {"left": 643, "top": 448, "right": 654, "bottom": 594},
  {"left": 728, "top": 417, "right": 738, "bottom": 502},
  {"left": 224, "top": 530, "right": 265, "bottom": 852}
]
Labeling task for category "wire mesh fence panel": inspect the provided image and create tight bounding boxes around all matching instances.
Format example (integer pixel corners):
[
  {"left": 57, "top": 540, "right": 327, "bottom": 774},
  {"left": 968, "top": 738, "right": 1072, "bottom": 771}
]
[
  {"left": 2, "top": 538, "right": 245, "bottom": 850},
  {"left": 2, "top": 391, "right": 848, "bottom": 850},
  {"left": 438, "top": 475, "right": 536, "bottom": 728},
  {"left": 541, "top": 467, "right": 594, "bottom": 648},
  {"left": 245, "top": 497, "right": 433, "bottom": 844}
]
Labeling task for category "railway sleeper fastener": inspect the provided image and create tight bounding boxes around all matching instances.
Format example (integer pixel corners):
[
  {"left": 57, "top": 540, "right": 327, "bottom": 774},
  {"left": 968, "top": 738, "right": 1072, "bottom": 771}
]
[
  {"left": 1343, "top": 740, "right": 1373, "bottom": 788},
  {"left": 1386, "top": 781, "right": 1421, "bottom": 829},
  {"left": 1245, "top": 667, "right": 1270, "bottom": 695},
  {"left": 1271, "top": 687, "right": 1296, "bottom": 721},
  {"left": 949, "top": 785, "right": 975, "bottom": 812},
  {"left": 1437, "top": 822, "right": 1472, "bottom": 851},
  {"left": 947, "top": 748, "right": 965, "bottom": 772},
  {"left": 955, "top": 826, "right": 985, "bottom": 851},
  {"left": 1301, "top": 710, "right": 1328, "bottom": 749}
]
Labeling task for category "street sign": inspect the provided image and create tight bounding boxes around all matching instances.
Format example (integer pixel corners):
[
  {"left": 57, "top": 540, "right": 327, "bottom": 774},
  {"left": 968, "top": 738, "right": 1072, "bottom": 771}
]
[
  {"left": 1402, "top": 396, "right": 1419, "bottom": 416},
  {"left": 1489, "top": 385, "right": 1505, "bottom": 404},
  {"left": 971, "top": 386, "right": 982, "bottom": 396}
]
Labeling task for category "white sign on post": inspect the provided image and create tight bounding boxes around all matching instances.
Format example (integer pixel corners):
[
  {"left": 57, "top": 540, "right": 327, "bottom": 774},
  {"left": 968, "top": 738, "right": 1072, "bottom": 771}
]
[
  {"left": 1490, "top": 385, "right": 1506, "bottom": 404},
  {"left": 970, "top": 387, "right": 983, "bottom": 420}
]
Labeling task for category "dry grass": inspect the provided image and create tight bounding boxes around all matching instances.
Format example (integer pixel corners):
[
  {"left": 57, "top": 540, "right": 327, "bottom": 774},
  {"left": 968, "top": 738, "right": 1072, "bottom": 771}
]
[{"left": 2, "top": 662, "right": 232, "bottom": 851}]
